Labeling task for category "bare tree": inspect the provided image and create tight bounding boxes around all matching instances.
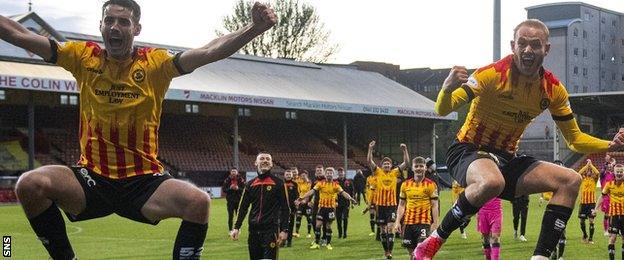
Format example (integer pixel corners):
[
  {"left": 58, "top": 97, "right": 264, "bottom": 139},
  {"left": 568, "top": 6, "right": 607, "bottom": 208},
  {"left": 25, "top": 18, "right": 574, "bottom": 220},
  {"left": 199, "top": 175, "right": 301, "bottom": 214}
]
[{"left": 217, "top": 0, "right": 338, "bottom": 63}]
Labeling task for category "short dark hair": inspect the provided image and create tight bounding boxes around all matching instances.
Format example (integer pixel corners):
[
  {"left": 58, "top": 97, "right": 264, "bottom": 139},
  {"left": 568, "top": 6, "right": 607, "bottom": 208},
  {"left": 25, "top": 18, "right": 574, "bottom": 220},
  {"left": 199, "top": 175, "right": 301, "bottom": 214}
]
[
  {"left": 102, "top": 0, "right": 141, "bottom": 22},
  {"left": 337, "top": 167, "right": 345, "bottom": 172}
]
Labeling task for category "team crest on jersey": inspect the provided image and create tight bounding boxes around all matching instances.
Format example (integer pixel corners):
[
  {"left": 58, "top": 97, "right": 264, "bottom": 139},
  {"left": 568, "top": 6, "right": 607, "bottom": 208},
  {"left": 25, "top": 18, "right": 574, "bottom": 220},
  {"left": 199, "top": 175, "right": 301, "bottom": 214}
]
[
  {"left": 540, "top": 98, "right": 550, "bottom": 110},
  {"left": 266, "top": 185, "right": 272, "bottom": 191},
  {"left": 132, "top": 68, "right": 145, "bottom": 83},
  {"left": 269, "top": 242, "right": 276, "bottom": 248},
  {"left": 466, "top": 76, "right": 478, "bottom": 88}
]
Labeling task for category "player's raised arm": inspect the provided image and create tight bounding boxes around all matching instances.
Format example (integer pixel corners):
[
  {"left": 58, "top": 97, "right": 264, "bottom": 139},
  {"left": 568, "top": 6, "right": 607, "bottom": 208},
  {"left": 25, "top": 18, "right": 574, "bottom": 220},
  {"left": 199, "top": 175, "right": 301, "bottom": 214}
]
[
  {"left": 176, "top": 2, "right": 276, "bottom": 74},
  {"left": 367, "top": 140, "right": 378, "bottom": 170},
  {"left": 0, "top": 15, "right": 53, "bottom": 61},
  {"left": 434, "top": 66, "right": 470, "bottom": 116},
  {"left": 398, "top": 143, "right": 409, "bottom": 171}
]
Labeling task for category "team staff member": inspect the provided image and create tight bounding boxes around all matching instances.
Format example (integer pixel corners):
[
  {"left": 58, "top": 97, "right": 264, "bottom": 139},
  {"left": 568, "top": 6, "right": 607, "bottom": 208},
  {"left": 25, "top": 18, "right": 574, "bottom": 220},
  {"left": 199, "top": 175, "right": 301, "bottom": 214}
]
[
  {"left": 595, "top": 164, "right": 624, "bottom": 260},
  {"left": 368, "top": 140, "right": 409, "bottom": 259},
  {"left": 297, "top": 167, "right": 357, "bottom": 250},
  {"left": 223, "top": 168, "right": 245, "bottom": 232},
  {"left": 231, "top": 152, "right": 290, "bottom": 260},
  {"left": 336, "top": 167, "right": 354, "bottom": 239},
  {"left": 354, "top": 170, "right": 367, "bottom": 205},
  {"left": 284, "top": 169, "right": 299, "bottom": 247},
  {"left": 5, "top": 0, "right": 276, "bottom": 259},
  {"left": 394, "top": 157, "right": 439, "bottom": 260}
]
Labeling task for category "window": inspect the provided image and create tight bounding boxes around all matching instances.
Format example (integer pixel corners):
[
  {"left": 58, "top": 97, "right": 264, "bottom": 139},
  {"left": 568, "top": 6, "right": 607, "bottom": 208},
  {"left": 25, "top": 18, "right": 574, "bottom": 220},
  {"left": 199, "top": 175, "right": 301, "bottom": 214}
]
[
  {"left": 601, "top": 52, "right": 605, "bottom": 60},
  {"left": 192, "top": 104, "right": 199, "bottom": 113},
  {"left": 574, "top": 85, "right": 579, "bottom": 93},
  {"left": 582, "top": 68, "right": 588, "bottom": 77},
  {"left": 573, "top": 28, "right": 578, "bottom": 37},
  {"left": 601, "top": 17, "right": 606, "bottom": 23},
  {"left": 582, "top": 49, "right": 587, "bottom": 58},
  {"left": 573, "top": 48, "right": 578, "bottom": 55},
  {"left": 60, "top": 94, "right": 68, "bottom": 105},
  {"left": 612, "top": 73, "right": 616, "bottom": 81},
  {"left": 285, "top": 111, "right": 297, "bottom": 120},
  {"left": 613, "top": 20, "right": 617, "bottom": 26},
  {"left": 573, "top": 66, "right": 578, "bottom": 74},
  {"left": 622, "top": 74, "right": 624, "bottom": 81},
  {"left": 238, "top": 108, "right": 251, "bottom": 117},
  {"left": 601, "top": 71, "right": 605, "bottom": 79},
  {"left": 622, "top": 56, "right": 624, "bottom": 63},
  {"left": 602, "top": 34, "right": 606, "bottom": 42},
  {"left": 583, "top": 86, "right": 588, "bottom": 92},
  {"left": 69, "top": 95, "right": 78, "bottom": 105},
  {"left": 185, "top": 104, "right": 192, "bottom": 113},
  {"left": 0, "top": 90, "right": 4, "bottom": 100},
  {"left": 584, "top": 12, "right": 590, "bottom": 20},
  {"left": 583, "top": 30, "right": 587, "bottom": 39}
]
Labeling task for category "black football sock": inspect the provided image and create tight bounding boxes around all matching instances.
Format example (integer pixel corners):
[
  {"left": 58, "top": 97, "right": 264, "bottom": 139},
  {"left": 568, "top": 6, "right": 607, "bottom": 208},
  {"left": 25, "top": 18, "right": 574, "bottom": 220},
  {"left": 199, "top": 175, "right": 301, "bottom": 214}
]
[
  {"left": 608, "top": 244, "right": 615, "bottom": 260},
  {"left": 173, "top": 220, "right": 207, "bottom": 260},
  {"left": 314, "top": 226, "right": 321, "bottom": 244},
  {"left": 28, "top": 203, "right": 75, "bottom": 260},
  {"left": 533, "top": 204, "right": 572, "bottom": 257},
  {"left": 295, "top": 215, "right": 302, "bottom": 233},
  {"left": 437, "top": 192, "right": 479, "bottom": 239},
  {"left": 380, "top": 232, "right": 388, "bottom": 251},
  {"left": 557, "top": 237, "right": 566, "bottom": 258},
  {"left": 580, "top": 219, "right": 587, "bottom": 238},
  {"left": 589, "top": 222, "right": 595, "bottom": 240},
  {"left": 325, "top": 227, "right": 333, "bottom": 244}
]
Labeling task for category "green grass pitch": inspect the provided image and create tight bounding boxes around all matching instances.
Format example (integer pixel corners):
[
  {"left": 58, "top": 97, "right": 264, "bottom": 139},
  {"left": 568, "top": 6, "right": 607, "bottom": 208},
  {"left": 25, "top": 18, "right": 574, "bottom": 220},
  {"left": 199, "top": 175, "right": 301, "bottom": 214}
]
[{"left": 0, "top": 189, "right": 610, "bottom": 259}]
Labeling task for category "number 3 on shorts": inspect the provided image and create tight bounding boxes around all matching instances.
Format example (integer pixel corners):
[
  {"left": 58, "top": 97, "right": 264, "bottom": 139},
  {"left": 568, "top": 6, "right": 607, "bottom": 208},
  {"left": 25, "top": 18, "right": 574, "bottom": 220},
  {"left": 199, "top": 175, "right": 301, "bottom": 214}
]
[
  {"left": 329, "top": 212, "right": 335, "bottom": 219},
  {"left": 420, "top": 229, "right": 427, "bottom": 237}
]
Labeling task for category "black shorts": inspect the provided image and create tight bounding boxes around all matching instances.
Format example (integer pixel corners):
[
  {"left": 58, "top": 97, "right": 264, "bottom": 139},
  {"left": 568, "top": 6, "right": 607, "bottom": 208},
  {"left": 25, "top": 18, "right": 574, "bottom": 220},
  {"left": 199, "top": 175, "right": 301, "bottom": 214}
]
[
  {"left": 336, "top": 206, "right": 350, "bottom": 219},
  {"left": 67, "top": 166, "right": 172, "bottom": 224},
  {"left": 446, "top": 140, "right": 539, "bottom": 201},
  {"left": 402, "top": 224, "right": 430, "bottom": 248},
  {"left": 316, "top": 207, "right": 336, "bottom": 221},
  {"left": 609, "top": 216, "right": 624, "bottom": 235},
  {"left": 297, "top": 204, "right": 312, "bottom": 216},
  {"left": 248, "top": 227, "right": 278, "bottom": 260},
  {"left": 376, "top": 206, "right": 397, "bottom": 225},
  {"left": 578, "top": 203, "right": 596, "bottom": 219}
]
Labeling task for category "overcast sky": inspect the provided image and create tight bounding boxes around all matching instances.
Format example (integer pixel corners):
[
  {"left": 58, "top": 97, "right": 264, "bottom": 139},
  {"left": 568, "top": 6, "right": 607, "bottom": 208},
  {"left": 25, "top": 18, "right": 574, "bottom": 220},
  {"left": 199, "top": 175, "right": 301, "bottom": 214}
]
[{"left": 1, "top": 0, "right": 622, "bottom": 69}]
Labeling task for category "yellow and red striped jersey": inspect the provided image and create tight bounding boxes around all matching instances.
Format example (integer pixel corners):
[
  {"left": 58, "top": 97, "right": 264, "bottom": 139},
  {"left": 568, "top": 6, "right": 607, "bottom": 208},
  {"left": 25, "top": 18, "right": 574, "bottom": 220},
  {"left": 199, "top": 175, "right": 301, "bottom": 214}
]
[
  {"left": 451, "top": 181, "right": 464, "bottom": 202},
  {"left": 297, "top": 180, "right": 311, "bottom": 198},
  {"left": 400, "top": 178, "right": 438, "bottom": 225},
  {"left": 579, "top": 163, "right": 599, "bottom": 204},
  {"left": 53, "top": 41, "right": 182, "bottom": 179},
  {"left": 366, "top": 175, "right": 378, "bottom": 205},
  {"left": 435, "top": 55, "right": 609, "bottom": 154},
  {"left": 313, "top": 180, "right": 343, "bottom": 208},
  {"left": 374, "top": 167, "right": 401, "bottom": 206},
  {"left": 603, "top": 181, "right": 624, "bottom": 216}
]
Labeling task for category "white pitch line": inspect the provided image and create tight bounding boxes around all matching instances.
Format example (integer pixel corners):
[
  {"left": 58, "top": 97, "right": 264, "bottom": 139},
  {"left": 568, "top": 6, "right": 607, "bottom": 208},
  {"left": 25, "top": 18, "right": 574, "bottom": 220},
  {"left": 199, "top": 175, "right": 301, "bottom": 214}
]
[{"left": 66, "top": 225, "right": 83, "bottom": 235}]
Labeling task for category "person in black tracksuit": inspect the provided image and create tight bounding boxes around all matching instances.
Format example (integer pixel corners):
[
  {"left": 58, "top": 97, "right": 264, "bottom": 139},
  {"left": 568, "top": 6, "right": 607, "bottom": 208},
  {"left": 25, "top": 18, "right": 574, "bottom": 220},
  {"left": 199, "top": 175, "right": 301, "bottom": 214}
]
[
  {"left": 512, "top": 194, "right": 529, "bottom": 239},
  {"left": 222, "top": 168, "right": 245, "bottom": 232},
  {"left": 231, "top": 153, "right": 290, "bottom": 260},
  {"left": 353, "top": 170, "right": 367, "bottom": 205},
  {"left": 284, "top": 170, "right": 299, "bottom": 247},
  {"left": 336, "top": 168, "right": 354, "bottom": 238}
]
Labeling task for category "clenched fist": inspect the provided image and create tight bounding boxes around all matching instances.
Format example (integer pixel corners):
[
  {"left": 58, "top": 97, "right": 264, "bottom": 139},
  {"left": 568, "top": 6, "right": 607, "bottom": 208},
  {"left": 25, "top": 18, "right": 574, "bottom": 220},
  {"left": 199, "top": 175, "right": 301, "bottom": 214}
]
[
  {"left": 442, "top": 66, "right": 469, "bottom": 93},
  {"left": 251, "top": 2, "right": 277, "bottom": 33}
]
